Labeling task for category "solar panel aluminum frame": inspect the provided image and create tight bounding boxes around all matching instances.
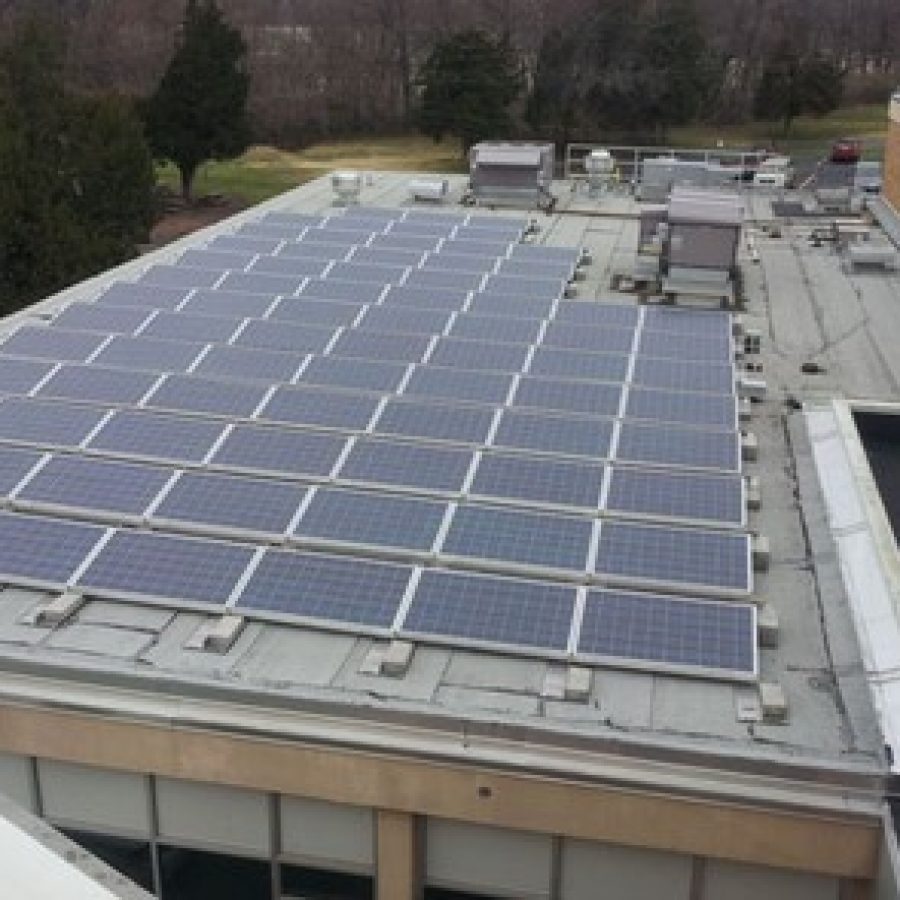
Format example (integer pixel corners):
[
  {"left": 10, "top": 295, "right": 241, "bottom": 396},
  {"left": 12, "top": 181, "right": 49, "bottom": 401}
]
[
  {"left": 573, "top": 589, "right": 759, "bottom": 682},
  {"left": 622, "top": 385, "right": 741, "bottom": 432},
  {"left": 590, "top": 520, "right": 754, "bottom": 600}
]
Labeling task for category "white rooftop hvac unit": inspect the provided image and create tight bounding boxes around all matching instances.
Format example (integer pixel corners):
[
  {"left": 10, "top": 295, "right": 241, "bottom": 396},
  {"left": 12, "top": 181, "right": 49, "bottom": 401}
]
[
  {"left": 332, "top": 171, "right": 362, "bottom": 204},
  {"left": 469, "top": 142, "right": 555, "bottom": 210}
]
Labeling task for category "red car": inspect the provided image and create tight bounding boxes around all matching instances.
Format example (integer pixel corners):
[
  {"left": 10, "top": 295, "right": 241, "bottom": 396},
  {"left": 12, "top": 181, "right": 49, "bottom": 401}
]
[{"left": 830, "top": 138, "right": 863, "bottom": 164}]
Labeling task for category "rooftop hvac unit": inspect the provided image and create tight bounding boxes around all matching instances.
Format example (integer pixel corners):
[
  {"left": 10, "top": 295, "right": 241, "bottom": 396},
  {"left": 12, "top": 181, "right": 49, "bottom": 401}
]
[
  {"left": 409, "top": 178, "right": 449, "bottom": 202},
  {"left": 332, "top": 171, "right": 362, "bottom": 204},
  {"left": 469, "top": 142, "right": 555, "bottom": 210}
]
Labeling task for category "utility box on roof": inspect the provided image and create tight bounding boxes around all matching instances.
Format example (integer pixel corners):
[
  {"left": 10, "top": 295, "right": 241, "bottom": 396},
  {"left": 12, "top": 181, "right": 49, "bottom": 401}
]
[
  {"left": 469, "top": 142, "right": 555, "bottom": 209},
  {"left": 666, "top": 188, "right": 743, "bottom": 273}
]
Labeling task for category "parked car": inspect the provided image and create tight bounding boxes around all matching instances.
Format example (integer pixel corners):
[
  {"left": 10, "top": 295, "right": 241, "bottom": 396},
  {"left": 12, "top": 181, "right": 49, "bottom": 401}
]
[{"left": 831, "top": 138, "right": 863, "bottom": 164}]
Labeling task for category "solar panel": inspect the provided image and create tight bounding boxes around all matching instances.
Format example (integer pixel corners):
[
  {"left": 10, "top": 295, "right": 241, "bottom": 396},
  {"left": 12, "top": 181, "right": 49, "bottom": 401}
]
[
  {"left": 327, "top": 262, "right": 408, "bottom": 285},
  {"left": 338, "top": 438, "right": 473, "bottom": 493},
  {"left": 552, "top": 302, "right": 639, "bottom": 328},
  {"left": 88, "top": 409, "right": 225, "bottom": 463},
  {"left": 268, "top": 298, "right": 362, "bottom": 327},
  {"left": 643, "top": 306, "right": 732, "bottom": 339},
  {"left": 514, "top": 377, "right": 622, "bottom": 417},
  {"left": 77, "top": 530, "right": 255, "bottom": 603},
  {"left": 527, "top": 348, "right": 630, "bottom": 383},
  {"left": 237, "top": 550, "right": 412, "bottom": 628},
  {"left": 181, "top": 288, "right": 276, "bottom": 319},
  {"left": 492, "top": 410, "right": 613, "bottom": 459},
  {"left": 466, "top": 294, "right": 555, "bottom": 319},
  {"left": 482, "top": 274, "right": 564, "bottom": 300},
  {"left": 404, "top": 269, "right": 484, "bottom": 293},
  {"left": 358, "top": 306, "right": 451, "bottom": 336},
  {"left": 0, "top": 327, "right": 108, "bottom": 362},
  {"left": 141, "top": 311, "right": 243, "bottom": 344},
  {"left": 195, "top": 345, "right": 305, "bottom": 383},
  {"left": 350, "top": 247, "right": 424, "bottom": 268},
  {"left": 299, "top": 355, "right": 407, "bottom": 392},
  {"left": 577, "top": 589, "right": 756, "bottom": 677},
  {"left": 374, "top": 399, "right": 494, "bottom": 444},
  {"left": 441, "top": 504, "right": 592, "bottom": 573},
  {"left": 428, "top": 338, "right": 529, "bottom": 372},
  {"left": 302, "top": 229, "right": 367, "bottom": 248},
  {"left": 17, "top": 455, "right": 172, "bottom": 517},
  {"left": 298, "top": 278, "right": 386, "bottom": 304},
  {"left": 261, "top": 212, "right": 323, "bottom": 228},
  {"left": 235, "top": 319, "right": 335, "bottom": 354},
  {"left": 639, "top": 330, "right": 732, "bottom": 363},
  {"left": 277, "top": 241, "right": 351, "bottom": 262},
  {"left": 139, "top": 265, "right": 222, "bottom": 290},
  {"left": 625, "top": 387, "right": 737, "bottom": 429},
  {"left": 389, "top": 220, "right": 455, "bottom": 237},
  {"left": 541, "top": 322, "right": 635, "bottom": 354},
  {"left": 438, "top": 238, "right": 510, "bottom": 257},
  {"left": 178, "top": 248, "right": 256, "bottom": 271},
  {"left": 0, "top": 357, "right": 55, "bottom": 395},
  {"left": 403, "top": 366, "right": 512, "bottom": 405},
  {"left": 52, "top": 303, "right": 150, "bottom": 334},
  {"left": 509, "top": 244, "right": 579, "bottom": 263},
  {"left": 595, "top": 521, "right": 751, "bottom": 594},
  {"left": 37, "top": 364, "right": 159, "bottom": 405},
  {"left": 497, "top": 259, "right": 573, "bottom": 281},
  {"left": 434, "top": 244, "right": 501, "bottom": 265},
  {"left": 0, "top": 445, "right": 43, "bottom": 493},
  {"left": 605, "top": 467, "right": 745, "bottom": 527},
  {"left": 217, "top": 271, "right": 305, "bottom": 296},
  {"left": 330, "top": 329, "right": 430, "bottom": 364},
  {"left": 616, "top": 422, "right": 740, "bottom": 472},
  {"left": 145, "top": 374, "right": 269, "bottom": 418},
  {"left": 211, "top": 424, "right": 347, "bottom": 477},
  {"left": 238, "top": 221, "right": 307, "bottom": 240},
  {"left": 449, "top": 313, "right": 542, "bottom": 344},
  {"left": 369, "top": 233, "right": 440, "bottom": 253},
  {"left": 422, "top": 253, "right": 495, "bottom": 274},
  {"left": 631, "top": 356, "right": 734, "bottom": 395},
  {"left": 470, "top": 453, "right": 604, "bottom": 509},
  {"left": 92, "top": 335, "right": 205, "bottom": 372},
  {"left": 95, "top": 283, "right": 189, "bottom": 309},
  {"left": 152, "top": 471, "right": 307, "bottom": 536},
  {"left": 207, "top": 235, "right": 282, "bottom": 255},
  {"left": 0, "top": 511, "right": 105, "bottom": 585},
  {"left": 0, "top": 398, "right": 107, "bottom": 447},
  {"left": 294, "top": 488, "right": 445, "bottom": 552},
  {"left": 402, "top": 570, "right": 575, "bottom": 652},
  {"left": 248, "top": 255, "right": 330, "bottom": 279},
  {"left": 259, "top": 385, "right": 379, "bottom": 429},
  {"left": 380, "top": 285, "right": 469, "bottom": 311}
]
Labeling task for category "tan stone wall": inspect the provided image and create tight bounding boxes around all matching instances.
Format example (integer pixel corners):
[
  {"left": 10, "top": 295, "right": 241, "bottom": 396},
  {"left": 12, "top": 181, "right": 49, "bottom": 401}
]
[{"left": 885, "top": 116, "right": 900, "bottom": 212}]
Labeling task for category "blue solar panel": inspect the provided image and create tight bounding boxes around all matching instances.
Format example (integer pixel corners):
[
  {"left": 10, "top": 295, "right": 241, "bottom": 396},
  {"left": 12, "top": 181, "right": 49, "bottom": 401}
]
[
  {"left": 497, "top": 258, "right": 573, "bottom": 281},
  {"left": 577, "top": 589, "right": 756, "bottom": 677},
  {"left": 152, "top": 471, "right": 307, "bottom": 536},
  {"left": 552, "top": 302, "right": 639, "bottom": 328},
  {"left": 422, "top": 253, "right": 495, "bottom": 274},
  {"left": 428, "top": 339, "right": 529, "bottom": 372},
  {"left": 0, "top": 357, "right": 55, "bottom": 395},
  {"left": 595, "top": 521, "right": 750, "bottom": 593},
  {"left": 471, "top": 453, "right": 604, "bottom": 509},
  {"left": 442, "top": 505, "right": 592, "bottom": 573},
  {"left": 299, "top": 356, "right": 407, "bottom": 392},
  {"left": 211, "top": 425, "right": 347, "bottom": 477},
  {"left": 369, "top": 233, "right": 439, "bottom": 253},
  {"left": 294, "top": 488, "right": 445, "bottom": 552},
  {"left": 238, "top": 221, "right": 307, "bottom": 240},
  {"left": 402, "top": 570, "right": 575, "bottom": 651},
  {"left": 331, "top": 329, "right": 430, "bottom": 364},
  {"left": 403, "top": 366, "right": 512, "bottom": 405},
  {"left": 178, "top": 248, "right": 256, "bottom": 271},
  {"left": 639, "top": 330, "right": 731, "bottom": 362},
  {"left": 374, "top": 399, "right": 494, "bottom": 444},
  {"left": 528, "top": 348, "right": 629, "bottom": 383},
  {"left": 195, "top": 345, "right": 305, "bottom": 383},
  {"left": 380, "top": 285, "right": 469, "bottom": 310},
  {"left": 439, "top": 238, "right": 510, "bottom": 257},
  {"left": 259, "top": 386, "right": 379, "bottom": 429},
  {"left": 0, "top": 511, "right": 105, "bottom": 585},
  {"left": 643, "top": 306, "right": 732, "bottom": 339},
  {"left": 37, "top": 365, "right": 159, "bottom": 405},
  {"left": 268, "top": 298, "right": 362, "bottom": 327},
  {"left": 88, "top": 410, "right": 225, "bottom": 462},
  {"left": 625, "top": 387, "right": 737, "bottom": 429},
  {"left": 78, "top": 530, "right": 255, "bottom": 603},
  {"left": 52, "top": 303, "right": 150, "bottom": 334},
  {"left": 338, "top": 439, "right": 473, "bottom": 492},
  {"left": 514, "top": 377, "right": 622, "bottom": 417},
  {"left": 92, "top": 336, "right": 205, "bottom": 372},
  {"left": 0, "top": 446, "right": 43, "bottom": 493},
  {"left": 141, "top": 311, "right": 243, "bottom": 344},
  {"left": 298, "top": 279, "right": 386, "bottom": 303},
  {"left": 605, "top": 468, "right": 744, "bottom": 527},
  {"left": 278, "top": 242, "right": 352, "bottom": 262},
  {"left": 182, "top": 288, "right": 276, "bottom": 319},
  {"left": 17, "top": 455, "right": 172, "bottom": 516},
  {"left": 482, "top": 274, "right": 564, "bottom": 300},
  {"left": 249, "top": 256, "right": 329, "bottom": 279},
  {"left": 328, "top": 262, "right": 408, "bottom": 285},
  {"left": 541, "top": 323, "right": 635, "bottom": 354},
  {"left": 145, "top": 374, "right": 269, "bottom": 418},
  {"left": 632, "top": 356, "right": 734, "bottom": 395},
  {"left": 235, "top": 320, "right": 336, "bottom": 354},
  {"left": 391, "top": 219, "right": 456, "bottom": 237},
  {"left": 139, "top": 265, "right": 221, "bottom": 290},
  {"left": 207, "top": 235, "right": 282, "bottom": 255},
  {"left": 350, "top": 247, "right": 424, "bottom": 268},
  {"left": 237, "top": 550, "right": 412, "bottom": 628},
  {"left": 466, "top": 294, "right": 554, "bottom": 319},
  {"left": 261, "top": 212, "right": 324, "bottom": 228},
  {"left": 95, "top": 283, "right": 189, "bottom": 309},
  {"left": 616, "top": 422, "right": 740, "bottom": 472},
  {"left": 217, "top": 271, "right": 304, "bottom": 296},
  {"left": 0, "top": 398, "right": 107, "bottom": 447},
  {"left": 0, "top": 327, "right": 108, "bottom": 362},
  {"left": 449, "top": 314, "right": 542, "bottom": 344},
  {"left": 492, "top": 410, "right": 613, "bottom": 459},
  {"left": 404, "top": 269, "right": 484, "bottom": 293},
  {"left": 358, "top": 306, "right": 451, "bottom": 335}
]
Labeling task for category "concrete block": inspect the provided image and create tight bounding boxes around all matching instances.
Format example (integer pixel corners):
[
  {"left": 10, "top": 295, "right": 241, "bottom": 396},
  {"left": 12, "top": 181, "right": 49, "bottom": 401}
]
[
  {"left": 752, "top": 534, "right": 771, "bottom": 571},
  {"left": 757, "top": 603, "right": 779, "bottom": 648},
  {"left": 759, "top": 681, "right": 788, "bottom": 723},
  {"left": 30, "top": 591, "right": 84, "bottom": 626},
  {"left": 745, "top": 475, "right": 761, "bottom": 511},
  {"left": 380, "top": 639, "right": 415, "bottom": 677},
  {"left": 564, "top": 666, "right": 592, "bottom": 702},
  {"left": 741, "top": 431, "right": 759, "bottom": 461}
]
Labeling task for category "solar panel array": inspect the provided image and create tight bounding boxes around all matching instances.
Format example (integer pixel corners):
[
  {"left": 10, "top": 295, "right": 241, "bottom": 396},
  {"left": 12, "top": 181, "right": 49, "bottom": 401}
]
[{"left": 0, "top": 205, "right": 756, "bottom": 681}]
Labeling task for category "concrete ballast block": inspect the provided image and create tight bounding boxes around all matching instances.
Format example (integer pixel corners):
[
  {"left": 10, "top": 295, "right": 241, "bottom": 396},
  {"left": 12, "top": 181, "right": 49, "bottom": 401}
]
[
  {"left": 564, "top": 666, "right": 592, "bottom": 702},
  {"left": 757, "top": 603, "right": 779, "bottom": 648},
  {"left": 759, "top": 681, "right": 788, "bottom": 723},
  {"left": 31, "top": 591, "right": 84, "bottom": 626},
  {"left": 380, "top": 639, "right": 415, "bottom": 677}
]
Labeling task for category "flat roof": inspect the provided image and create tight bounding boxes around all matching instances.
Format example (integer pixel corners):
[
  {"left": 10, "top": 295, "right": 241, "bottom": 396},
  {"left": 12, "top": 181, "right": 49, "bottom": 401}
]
[{"left": 0, "top": 172, "right": 888, "bottom": 813}]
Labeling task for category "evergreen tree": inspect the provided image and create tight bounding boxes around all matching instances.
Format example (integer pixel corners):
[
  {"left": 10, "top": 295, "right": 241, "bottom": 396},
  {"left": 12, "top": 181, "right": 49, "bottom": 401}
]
[
  {"left": 418, "top": 30, "right": 523, "bottom": 155},
  {"left": 143, "top": 0, "right": 250, "bottom": 200}
]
